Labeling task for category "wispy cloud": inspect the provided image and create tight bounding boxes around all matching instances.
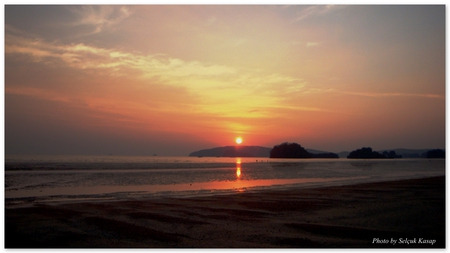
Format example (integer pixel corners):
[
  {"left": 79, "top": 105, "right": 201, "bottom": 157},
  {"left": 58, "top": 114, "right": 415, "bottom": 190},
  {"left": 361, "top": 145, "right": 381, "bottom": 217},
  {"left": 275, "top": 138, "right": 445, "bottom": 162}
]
[
  {"left": 8, "top": 28, "right": 441, "bottom": 129},
  {"left": 5, "top": 29, "right": 309, "bottom": 94},
  {"left": 66, "top": 6, "right": 132, "bottom": 36},
  {"left": 5, "top": 30, "right": 310, "bottom": 120},
  {"left": 294, "top": 86, "right": 444, "bottom": 100},
  {"left": 294, "top": 5, "right": 343, "bottom": 22},
  {"left": 339, "top": 91, "right": 444, "bottom": 99},
  {"left": 5, "top": 86, "right": 71, "bottom": 103},
  {"left": 5, "top": 32, "right": 235, "bottom": 79},
  {"left": 306, "top": 42, "right": 320, "bottom": 48},
  {"left": 271, "top": 104, "right": 335, "bottom": 113}
]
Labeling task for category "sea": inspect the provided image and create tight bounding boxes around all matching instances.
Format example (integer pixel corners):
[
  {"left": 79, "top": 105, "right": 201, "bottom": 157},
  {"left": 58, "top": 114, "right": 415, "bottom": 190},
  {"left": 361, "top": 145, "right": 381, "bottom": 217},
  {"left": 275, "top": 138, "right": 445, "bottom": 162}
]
[{"left": 4, "top": 155, "right": 445, "bottom": 206}]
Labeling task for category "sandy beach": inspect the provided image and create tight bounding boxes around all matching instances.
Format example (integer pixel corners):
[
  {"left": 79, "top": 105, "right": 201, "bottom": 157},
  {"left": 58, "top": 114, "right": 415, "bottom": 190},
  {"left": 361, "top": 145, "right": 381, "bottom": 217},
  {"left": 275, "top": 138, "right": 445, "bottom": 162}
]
[{"left": 5, "top": 175, "right": 445, "bottom": 248}]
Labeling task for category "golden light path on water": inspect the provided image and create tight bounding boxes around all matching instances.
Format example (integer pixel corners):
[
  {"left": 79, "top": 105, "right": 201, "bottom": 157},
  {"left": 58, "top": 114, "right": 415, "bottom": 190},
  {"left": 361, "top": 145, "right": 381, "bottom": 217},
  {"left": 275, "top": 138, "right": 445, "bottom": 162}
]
[
  {"left": 5, "top": 158, "right": 445, "bottom": 206},
  {"left": 5, "top": 176, "right": 368, "bottom": 199},
  {"left": 5, "top": 158, "right": 369, "bottom": 200},
  {"left": 236, "top": 158, "right": 242, "bottom": 179}
]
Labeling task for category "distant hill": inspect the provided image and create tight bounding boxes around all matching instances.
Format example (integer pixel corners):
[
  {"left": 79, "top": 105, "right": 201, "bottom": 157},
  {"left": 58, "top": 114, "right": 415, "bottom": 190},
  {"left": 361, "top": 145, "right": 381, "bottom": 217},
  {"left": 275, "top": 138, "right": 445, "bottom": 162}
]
[
  {"left": 189, "top": 146, "right": 271, "bottom": 157},
  {"left": 189, "top": 146, "right": 337, "bottom": 158},
  {"left": 338, "top": 148, "right": 443, "bottom": 158},
  {"left": 337, "top": 151, "right": 350, "bottom": 158},
  {"left": 189, "top": 146, "right": 443, "bottom": 158},
  {"left": 306, "top": 148, "right": 333, "bottom": 154},
  {"left": 377, "top": 148, "right": 444, "bottom": 158}
]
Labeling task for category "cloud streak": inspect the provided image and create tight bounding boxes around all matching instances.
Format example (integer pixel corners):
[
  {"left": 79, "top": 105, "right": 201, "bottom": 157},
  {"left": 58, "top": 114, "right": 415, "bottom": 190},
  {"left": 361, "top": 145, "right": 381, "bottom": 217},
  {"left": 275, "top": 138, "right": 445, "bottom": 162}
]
[
  {"left": 7, "top": 34, "right": 279, "bottom": 89},
  {"left": 5, "top": 29, "right": 309, "bottom": 113},
  {"left": 67, "top": 6, "right": 132, "bottom": 36},
  {"left": 339, "top": 91, "right": 444, "bottom": 99},
  {"left": 5, "top": 32, "right": 236, "bottom": 79},
  {"left": 294, "top": 5, "right": 343, "bottom": 22},
  {"left": 298, "top": 87, "right": 444, "bottom": 100}
]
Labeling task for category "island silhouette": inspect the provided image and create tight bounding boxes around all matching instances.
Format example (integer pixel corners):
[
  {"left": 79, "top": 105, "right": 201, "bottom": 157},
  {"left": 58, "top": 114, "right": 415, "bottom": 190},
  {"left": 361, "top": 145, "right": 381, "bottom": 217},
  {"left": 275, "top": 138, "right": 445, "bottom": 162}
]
[
  {"left": 269, "top": 142, "right": 338, "bottom": 158},
  {"left": 347, "top": 147, "right": 398, "bottom": 159},
  {"left": 189, "top": 144, "right": 444, "bottom": 159},
  {"left": 189, "top": 143, "right": 338, "bottom": 158}
]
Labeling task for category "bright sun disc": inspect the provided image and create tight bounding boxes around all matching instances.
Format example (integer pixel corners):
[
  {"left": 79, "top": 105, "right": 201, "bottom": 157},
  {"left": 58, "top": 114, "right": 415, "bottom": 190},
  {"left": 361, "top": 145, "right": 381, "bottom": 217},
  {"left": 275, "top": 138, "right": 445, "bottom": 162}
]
[{"left": 235, "top": 137, "right": 243, "bottom": 144}]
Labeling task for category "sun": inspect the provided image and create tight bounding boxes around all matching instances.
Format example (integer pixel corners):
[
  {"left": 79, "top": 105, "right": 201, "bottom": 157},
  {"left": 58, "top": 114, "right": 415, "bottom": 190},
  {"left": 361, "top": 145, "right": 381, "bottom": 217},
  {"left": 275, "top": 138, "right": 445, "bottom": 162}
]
[{"left": 235, "top": 137, "right": 243, "bottom": 145}]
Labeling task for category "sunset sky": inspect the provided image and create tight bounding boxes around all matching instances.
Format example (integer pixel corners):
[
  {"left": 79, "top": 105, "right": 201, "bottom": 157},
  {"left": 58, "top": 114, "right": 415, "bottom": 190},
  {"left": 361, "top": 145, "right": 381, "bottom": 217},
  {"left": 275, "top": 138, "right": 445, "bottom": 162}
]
[{"left": 5, "top": 5, "right": 445, "bottom": 156}]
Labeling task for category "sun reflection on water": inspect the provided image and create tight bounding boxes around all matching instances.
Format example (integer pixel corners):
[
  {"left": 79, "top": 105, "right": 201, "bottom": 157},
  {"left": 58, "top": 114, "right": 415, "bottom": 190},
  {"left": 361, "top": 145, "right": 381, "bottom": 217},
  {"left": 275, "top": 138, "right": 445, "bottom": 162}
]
[{"left": 236, "top": 158, "right": 242, "bottom": 179}]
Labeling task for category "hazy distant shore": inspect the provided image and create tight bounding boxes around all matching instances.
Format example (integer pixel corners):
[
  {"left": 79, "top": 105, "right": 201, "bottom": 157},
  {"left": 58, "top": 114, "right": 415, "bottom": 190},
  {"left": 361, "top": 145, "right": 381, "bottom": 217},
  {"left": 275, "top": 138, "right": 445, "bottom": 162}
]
[{"left": 5, "top": 175, "right": 445, "bottom": 248}]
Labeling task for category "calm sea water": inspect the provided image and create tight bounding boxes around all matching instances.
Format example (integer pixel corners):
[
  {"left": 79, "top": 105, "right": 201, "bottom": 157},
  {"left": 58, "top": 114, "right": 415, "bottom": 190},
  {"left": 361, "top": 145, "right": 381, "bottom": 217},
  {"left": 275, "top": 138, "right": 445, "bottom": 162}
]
[{"left": 5, "top": 155, "right": 445, "bottom": 206}]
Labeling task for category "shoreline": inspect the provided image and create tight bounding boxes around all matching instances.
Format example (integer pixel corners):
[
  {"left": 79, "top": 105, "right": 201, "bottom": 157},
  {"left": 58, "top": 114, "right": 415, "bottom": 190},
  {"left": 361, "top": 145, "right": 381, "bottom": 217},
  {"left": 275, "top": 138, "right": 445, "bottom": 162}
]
[
  {"left": 5, "top": 175, "right": 445, "bottom": 248},
  {"left": 6, "top": 158, "right": 445, "bottom": 207},
  {"left": 5, "top": 175, "right": 371, "bottom": 207}
]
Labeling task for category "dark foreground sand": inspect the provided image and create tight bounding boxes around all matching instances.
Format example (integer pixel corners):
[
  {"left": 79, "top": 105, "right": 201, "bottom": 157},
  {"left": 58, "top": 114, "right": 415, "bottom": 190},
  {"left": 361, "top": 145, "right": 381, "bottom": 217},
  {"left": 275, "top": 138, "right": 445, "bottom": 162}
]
[{"left": 5, "top": 176, "right": 445, "bottom": 248}]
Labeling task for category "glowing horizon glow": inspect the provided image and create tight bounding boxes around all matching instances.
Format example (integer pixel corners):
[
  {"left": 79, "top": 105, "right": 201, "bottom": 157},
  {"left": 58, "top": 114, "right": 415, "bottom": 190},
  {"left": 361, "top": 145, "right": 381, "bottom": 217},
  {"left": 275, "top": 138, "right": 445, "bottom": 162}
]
[{"left": 4, "top": 5, "right": 445, "bottom": 156}]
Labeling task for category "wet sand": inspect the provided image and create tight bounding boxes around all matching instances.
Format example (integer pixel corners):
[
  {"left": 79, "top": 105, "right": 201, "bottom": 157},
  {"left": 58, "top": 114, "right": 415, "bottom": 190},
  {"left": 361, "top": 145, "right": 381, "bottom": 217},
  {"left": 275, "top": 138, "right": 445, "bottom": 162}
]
[{"left": 5, "top": 176, "right": 445, "bottom": 248}]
